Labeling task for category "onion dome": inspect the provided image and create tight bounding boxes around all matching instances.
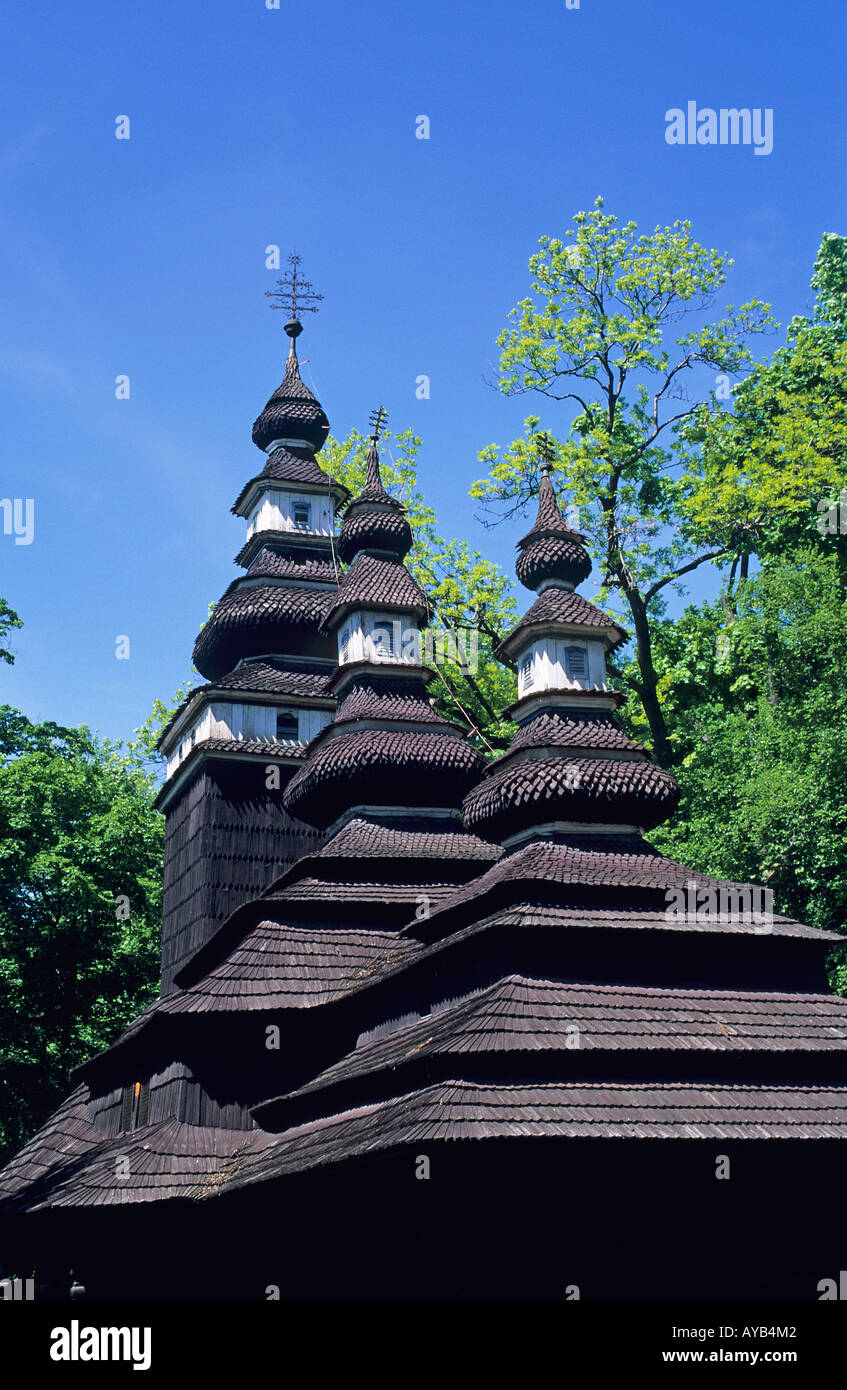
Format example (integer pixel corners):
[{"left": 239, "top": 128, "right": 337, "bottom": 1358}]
[
  {"left": 251, "top": 320, "right": 330, "bottom": 456},
  {"left": 336, "top": 423, "right": 413, "bottom": 564},
  {"left": 515, "top": 466, "right": 592, "bottom": 591},
  {"left": 463, "top": 467, "right": 680, "bottom": 845},
  {"left": 323, "top": 419, "right": 426, "bottom": 631}
]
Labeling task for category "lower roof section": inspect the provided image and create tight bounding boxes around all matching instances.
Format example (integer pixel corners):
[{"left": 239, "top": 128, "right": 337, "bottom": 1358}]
[{"left": 6, "top": 1078, "right": 847, "bottom": 1214}]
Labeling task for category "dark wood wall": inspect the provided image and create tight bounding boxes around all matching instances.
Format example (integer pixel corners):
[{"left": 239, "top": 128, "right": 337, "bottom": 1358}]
[{"left": 160, "top": 758, "right": 324, "bottom": 993}]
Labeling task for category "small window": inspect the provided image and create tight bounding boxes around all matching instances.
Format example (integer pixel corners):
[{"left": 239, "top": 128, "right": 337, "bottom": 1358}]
[
  {"left": 121, "top": 1081, "right": 150, "bottom": 1132},
  {"left": 520, "top": 654, "right": 533, "bottom": 688},
  {"left": 371, "top": 624, "right": 395, "bottom": 659},
  {"left": 565, "top": 646, "right": 587, "bottom": 678},
  {"left": 292, "top": 501, "right": 311, "bottom": 531},
  {"left": 340, "top": 629, "right": 350, "bottom": 663},
  {"left": 276, "top": 710, "right": 299, "bottom": 741}
]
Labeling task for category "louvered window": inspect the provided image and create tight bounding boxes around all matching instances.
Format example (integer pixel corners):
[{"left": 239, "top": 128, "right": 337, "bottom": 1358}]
[
  {"left": 520, "top": 655, "right": 533, "bottom": 688},
  {"left": 340, "top": 629, "right": 350, "bottom": 662},
  {"left": 293, "top": 501, "right": 311, "bottom": 531},
  {"left": 372, "top": 624, "right": 395, "bottom": 658},
  {"left": 121, "top": 1081, "right": 151, "bottom": 1132},
  {"left": 565, "top": 646, "right": 587, "bottom": 678}
]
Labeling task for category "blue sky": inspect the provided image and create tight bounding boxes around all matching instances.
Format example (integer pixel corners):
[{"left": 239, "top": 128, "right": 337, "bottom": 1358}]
[{"left": 1, "top": 0, "right": 844, "bottom": 743}]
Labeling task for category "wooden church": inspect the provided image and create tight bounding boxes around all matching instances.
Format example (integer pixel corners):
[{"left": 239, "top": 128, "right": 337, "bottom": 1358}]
[{"left": 2, "top": 278, "right": 847, "bottom": 1301}]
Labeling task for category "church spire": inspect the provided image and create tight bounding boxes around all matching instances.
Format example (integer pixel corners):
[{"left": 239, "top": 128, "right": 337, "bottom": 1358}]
[
  {"left": 463, "top": 461, "right": 679, "bottom": 846},
  {"left": 283, "top": 409, "right": 484, "bottom": 831}
]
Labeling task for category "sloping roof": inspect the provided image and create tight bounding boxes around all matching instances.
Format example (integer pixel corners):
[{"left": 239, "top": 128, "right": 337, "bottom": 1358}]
[
  {"left": 497, "top": 586, "right": 627, "bottom": 658},
  {"left": 0, "top": 1086, "right": 100, "bottom": 1209},
  {"left": 336, "top": 506, "right": 413, "bottom": 564},
  {"left": 333, "top": 677, "right": 443, "bottom": 725},
  {"left": 510, "top": 710, "right": 643, "bottom": 754},
  {"left": 464, "top": 753, "right": 680, "bottom": 838},
  {"left": 284, "top": 728, "right": 486, "bottom": 829},
  {"left": 199, "top": 1081, "right": 847, "bottom": 1196},
  {"left": 157, "top": 923, "right": 420, "bottom": 1013},
  {"left": 286, "top": 976, "right": 847, "bottom": 1102},
  {"left": 312, "top": 816, "right": 501, "bottom": 863},
  {"left": 158, "top": 659, "right": 334, "bottom": 749},
  {"left": 193, "top": 583, "right": 332, "bottom": 680},
  {"left": 251, "top": 344, "right": 330, "bottom": 455},
  {"left": 245, "top": 546, "right": 339, "bottom": 584},
  {"left": 418, "top": 837, "right": 839, "bottom": 936},
  {"left": 322, "top": 552, "right": 431, "bottom": 628}
]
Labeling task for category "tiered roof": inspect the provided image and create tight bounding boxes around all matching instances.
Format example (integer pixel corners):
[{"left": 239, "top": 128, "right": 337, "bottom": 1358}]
[{"left": 232, "top": 462, "right": 847, "bottom": 1175}]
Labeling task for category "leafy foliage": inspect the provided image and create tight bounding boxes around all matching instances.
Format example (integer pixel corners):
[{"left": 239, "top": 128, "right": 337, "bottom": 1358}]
[
  {"left": 0, "top": 708, "right": 163, "bottom": 1160},
  {"left": 472, "top": 197, "right": 779, "bottom": 764},
  {"left": 633, "top": 552, "right": 847, "bottom": 992},
  {"left": 0, "top": 597, "right": 23, "bottom": 667}
]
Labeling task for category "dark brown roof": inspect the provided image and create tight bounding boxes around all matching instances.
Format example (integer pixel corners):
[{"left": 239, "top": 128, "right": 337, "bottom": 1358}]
[
  {"left": 451, "top": 901, "right": 842, "bottom": 943},
  {"left": 251, "top": 342, "right": 330, "bottom": 455},
  {"left": 498, "top": 585, "right": 626, "bottom": 659},
  {"left": 284, "top": 728, "right": 486, "bottom": 829},
  {"left": 510, "top": 710, "right": 643, "bottom": 753},
  {"left": 336, "top": 506, "right": 413, "bottom": 564},
  {"left": 333, "top": 676, "right": 442, "bottom": 725},
  {"left": 245, "top": 546, "right": 339, "bottom": 584},
  {"left": 322, "top": 552, "right": 431, "bottom": 629},
  {"left": 419, "top": 837, "right": 813, "bottom": 934},
  {"left": 14, "top": 1075, "right": 847, "bottom": 1212},
  {"left": 463, "top": 752, "right": 680, "bottom": 839},
  {"left": 158, "top": 659, "right": 334, "bottom": 749},
  {"left": 334, "top": 439, "right": 415, "bottom": 562},
  {"left": 515, "top": 476, "right": 592, "bottom": 589},
  {"left": 0, "top": 1086, "right": 100, "bottom": 1210},
  {"left": 311, "top": 815, "right": 501, "bottom": 863},
  {"left": 231, "top": 450, "right": 332, "bottom": 513},
  {"left": 287, "top": 976, "right": 847, "bottom": 1101},
  {"left": 202, "top": 1082, "right": 847, "bottom": 1195},
  {"left": 193, "top": 582, "right": 332, "bottom": 680},
  {"left": 521, "top": 473, "right": 586, "bottom": 544},
  {"left": 159, "top": 922, "right": 420, "bottom": 1013}
]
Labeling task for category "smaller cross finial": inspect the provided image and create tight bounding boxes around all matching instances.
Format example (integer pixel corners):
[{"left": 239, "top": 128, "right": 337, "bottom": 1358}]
[
  {"left": 369, "top": 406, "right": 389, "bottom": 442},
  {"left": 265, "top": 252, "right": 324, "bottom": 324},
  {"left": 536, "top": 432, "right": 555, "bottom": 477}
]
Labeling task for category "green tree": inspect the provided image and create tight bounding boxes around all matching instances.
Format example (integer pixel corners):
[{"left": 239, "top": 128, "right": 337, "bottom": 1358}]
[
  {"left": 322, "top": 426, "right": 519, "bottom": 753},
  {"left": 634, "top": 552, "right": 847, "bottom": 992},
  {"left": 0, "top": 598, "right": 23, "bottom": 666},
  {"left": 680, "top": 232, "right": 847, "bottom": 581},
  {"left": 472, "top": 197, "right": 777, "bottom": 765},
  {"left": 0, "top": 708, "right": 164, "bottom": 1160}
]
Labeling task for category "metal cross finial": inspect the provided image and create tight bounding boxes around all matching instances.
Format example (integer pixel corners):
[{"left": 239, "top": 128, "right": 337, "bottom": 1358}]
[
  {"left": 536, "top": 431, "right": 555, "bottom": 476},
  {"left": 369, "top": 405, "right": 389, "bottom": 442},
  {"left": 265, "top": 252, "right": 324, "bottom": 320}
]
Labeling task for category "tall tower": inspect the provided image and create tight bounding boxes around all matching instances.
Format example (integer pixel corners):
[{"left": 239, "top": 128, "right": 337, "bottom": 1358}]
[{"left": 156, "top": 265, "right": 348, "bottom": 992}]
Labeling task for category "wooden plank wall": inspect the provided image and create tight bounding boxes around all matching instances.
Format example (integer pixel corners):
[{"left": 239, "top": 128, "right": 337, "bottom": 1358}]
[{"left": 159, "top": 760, "right": 325, "bottom": 993}]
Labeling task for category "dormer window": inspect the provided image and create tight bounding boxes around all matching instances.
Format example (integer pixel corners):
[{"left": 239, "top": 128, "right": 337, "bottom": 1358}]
[
  {"left": 276, "top": 710, "right": 299, "bottom": 742},
  {"left": 520, "top": 654, "right": 533, "bottom": 688},
  {"left": 293, "top": 501, "right": 311, "bottom": 531},
  {"left": 565, "top": 646, "right": 587, "bottom": 678}
]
